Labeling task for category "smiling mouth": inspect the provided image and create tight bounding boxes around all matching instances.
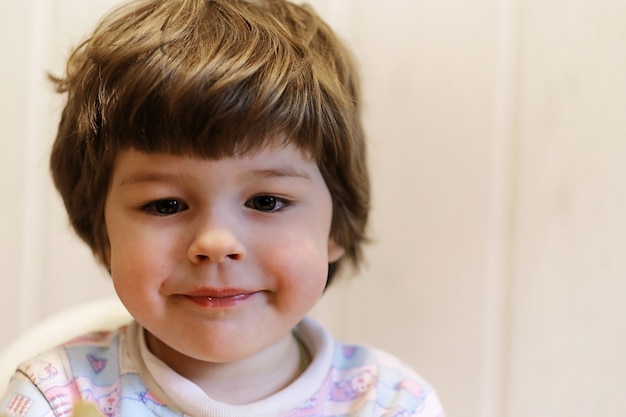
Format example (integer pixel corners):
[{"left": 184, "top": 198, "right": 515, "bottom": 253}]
[
  {"left": 204, "top": 294, "right": 247, "bottom": 301},
  {"left": 182, "top": 289, "right": 257, "bottom": 308}
]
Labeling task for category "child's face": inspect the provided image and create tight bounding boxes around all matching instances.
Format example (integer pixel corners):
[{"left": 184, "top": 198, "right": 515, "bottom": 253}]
[{"left": 104, "top": 143, "right": 344, "bottom": 366}]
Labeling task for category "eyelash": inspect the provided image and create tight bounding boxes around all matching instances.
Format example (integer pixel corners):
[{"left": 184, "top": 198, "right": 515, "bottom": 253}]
[
  {"left": 141, "top": 195, "right": 292, "bottom": 216},
  {"left": 142, "top": 199, "right": 188, "bottom": 216},
  {"left": 244, "top": 195, "right": 292, "bottom": 213}
]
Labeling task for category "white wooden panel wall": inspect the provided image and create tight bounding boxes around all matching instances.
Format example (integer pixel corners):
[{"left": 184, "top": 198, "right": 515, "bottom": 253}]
[
  {"left": 1, "top": 1, "right": 625, "bottom": 416},
  {"left": 505, "top": 0, "right": 626, "bottom": 415}
]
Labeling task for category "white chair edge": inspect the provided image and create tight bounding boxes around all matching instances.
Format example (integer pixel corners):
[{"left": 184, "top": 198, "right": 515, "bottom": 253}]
[{"left": 0, "top": 296, "right": 133, "bottom": 396}]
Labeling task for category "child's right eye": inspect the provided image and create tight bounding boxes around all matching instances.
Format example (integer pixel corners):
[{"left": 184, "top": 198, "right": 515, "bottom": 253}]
[{"left": 143, "top": 199, "right": 188, "bottom": 216}]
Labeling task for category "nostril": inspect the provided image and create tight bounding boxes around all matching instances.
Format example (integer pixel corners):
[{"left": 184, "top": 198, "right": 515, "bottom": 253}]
[
  {"left": 188, "top": 232, "right": 246, "bottom": 263},
  {"left": 193, "top": 253, "right": 242, "bottom": 262}
]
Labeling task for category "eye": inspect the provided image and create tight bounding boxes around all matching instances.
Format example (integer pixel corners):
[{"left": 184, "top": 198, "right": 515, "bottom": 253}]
[
  {"left": 245, "top": 195, "right": 290, "bottom": 212},
  {"left": 143, "top": 199, "right": 188, "bottom": 216}
]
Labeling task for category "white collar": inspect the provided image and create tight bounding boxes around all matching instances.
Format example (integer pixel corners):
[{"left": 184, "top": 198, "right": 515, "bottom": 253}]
[{"left": 137, "top": 317, "right": 334, "bottom": 417}]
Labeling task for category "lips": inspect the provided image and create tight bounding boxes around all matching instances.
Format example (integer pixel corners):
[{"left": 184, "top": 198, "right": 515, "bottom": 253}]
[{"left": 181, "top": 288, "right": 257, "bottom": 309}]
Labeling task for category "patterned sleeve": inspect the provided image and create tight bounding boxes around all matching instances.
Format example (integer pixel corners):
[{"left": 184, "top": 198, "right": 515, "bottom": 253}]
[
  {"left": 0, "top": 372, "right": 54, "bottom": 417},
  {"left": 417, "top": 388, "right": 446, "bottom": 417}
]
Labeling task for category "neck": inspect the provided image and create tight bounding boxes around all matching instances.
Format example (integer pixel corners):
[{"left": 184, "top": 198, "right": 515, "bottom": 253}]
[{"left": 146, "top": 331, "right": 309, "bottom": 405}]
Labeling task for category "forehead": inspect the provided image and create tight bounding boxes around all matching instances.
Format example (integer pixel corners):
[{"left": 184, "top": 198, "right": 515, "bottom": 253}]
[{"left": 110, "top": 142, "right": 321, "bottom": 183}]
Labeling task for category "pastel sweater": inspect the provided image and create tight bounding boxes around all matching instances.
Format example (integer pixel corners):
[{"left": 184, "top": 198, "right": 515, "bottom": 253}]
[{"left": 0, "top": 317, "right": 445, "bottom": 417}]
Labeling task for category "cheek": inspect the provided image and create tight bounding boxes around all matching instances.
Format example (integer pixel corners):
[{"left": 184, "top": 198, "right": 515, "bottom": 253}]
[
  {"left": 108, "top": 231, "right": 165, "bottom": 293},
  {"left": 262, "top": 237, "right": 329, "bottom": 295},
  {"left": 108, "top": 236, "right": 170, "bottom": 319},
  {"left": 106, "top": 209, "right": 173, "bottom": 278},
  {"left": 256, "top": 211, "right": 334, "bottom": 291}
]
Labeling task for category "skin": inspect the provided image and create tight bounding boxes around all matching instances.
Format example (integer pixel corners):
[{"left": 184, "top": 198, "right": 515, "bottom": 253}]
[{"left": 103, "top": 143, "right": 344, "bottom": 404}]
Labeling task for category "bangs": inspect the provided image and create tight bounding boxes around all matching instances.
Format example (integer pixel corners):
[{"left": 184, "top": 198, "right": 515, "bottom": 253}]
[{"left": 77, "top": 0, "right": 351, "bottom": 161}]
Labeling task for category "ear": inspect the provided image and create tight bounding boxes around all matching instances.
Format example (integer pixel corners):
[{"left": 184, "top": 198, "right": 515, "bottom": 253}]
[{"left": 327, "top": 238, "right": 345, "bottom": 263}]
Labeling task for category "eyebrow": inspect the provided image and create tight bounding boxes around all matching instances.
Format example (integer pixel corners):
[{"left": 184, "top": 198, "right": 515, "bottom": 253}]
[
  {"left": 119, "top": 172, "right": 196, "bottom": 187},
  {"left": 242, "top": 167, "right": 312, "bottom": 182}
]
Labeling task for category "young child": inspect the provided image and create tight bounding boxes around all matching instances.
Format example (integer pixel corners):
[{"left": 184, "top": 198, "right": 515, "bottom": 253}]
[{"left": 1, "top": 0, "right": 445, "bottom": 416}]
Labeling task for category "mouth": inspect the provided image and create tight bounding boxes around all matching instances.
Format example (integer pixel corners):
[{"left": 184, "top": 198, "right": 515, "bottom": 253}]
[{"left": 182, "top": 288, "right": 258, "bottom": 309}]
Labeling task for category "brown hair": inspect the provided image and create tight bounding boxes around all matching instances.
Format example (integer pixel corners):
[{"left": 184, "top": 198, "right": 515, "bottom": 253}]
[{"left": 50, "top": 0, "right": 369, "bottom": 282}]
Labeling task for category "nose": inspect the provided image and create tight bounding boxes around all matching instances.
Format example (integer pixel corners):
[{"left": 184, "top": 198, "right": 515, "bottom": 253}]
[{"left": 187, "top": 213, "right": 246, "bottom": 264}]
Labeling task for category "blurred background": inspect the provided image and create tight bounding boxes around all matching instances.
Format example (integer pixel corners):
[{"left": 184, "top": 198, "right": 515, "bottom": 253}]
[{"left": 1, "top": 0, "right": 625, "bottom": 416}]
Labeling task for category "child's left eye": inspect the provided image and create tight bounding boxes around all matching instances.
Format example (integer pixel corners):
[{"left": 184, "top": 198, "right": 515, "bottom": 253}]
[
  {"left": 245, "top": 195, "right": 290, "bottom": 212},
  {"left": 143, "top": 199, "right": 188, "bottom": 216}
]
